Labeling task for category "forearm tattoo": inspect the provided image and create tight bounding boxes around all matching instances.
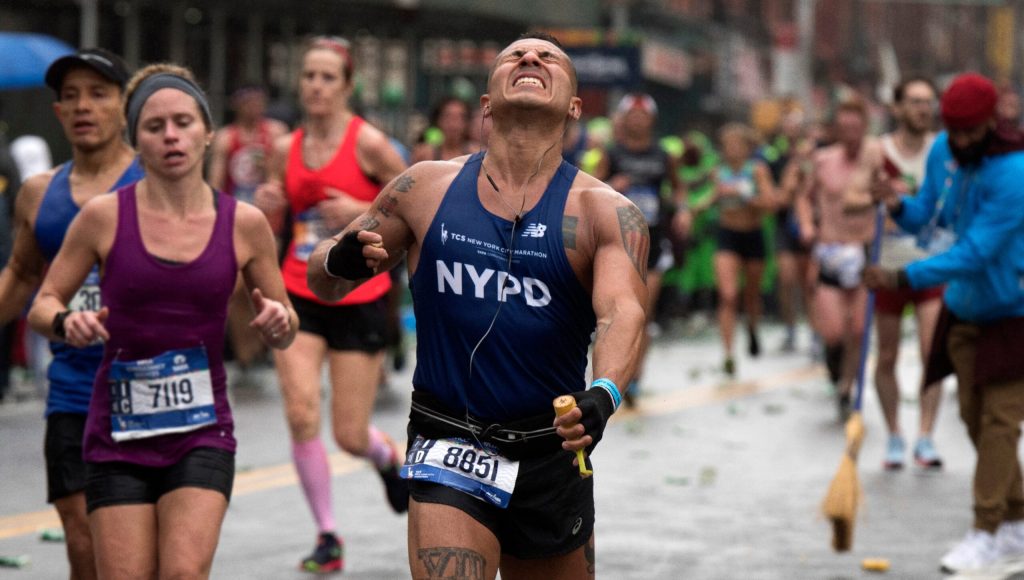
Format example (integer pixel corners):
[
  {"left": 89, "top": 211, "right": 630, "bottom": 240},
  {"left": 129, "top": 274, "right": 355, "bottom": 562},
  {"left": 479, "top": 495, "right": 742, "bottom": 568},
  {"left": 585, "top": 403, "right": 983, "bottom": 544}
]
[
  {"left": 359, "top": 174, "right": 413, "bottom": 231},
  {"left": 416, "top": 547, "right": 486, "bottom": 579},
  {"left": 563, "top": 215, "right": 579, "bottom": 250},
  {"left": 616, "top": 205, "right": 649, "bottom": 282},
  {"left": 357, "top": 215, "right": 380, "bottom": 231},
  {"left": 379, "top": 194, "right": 398, "bottom": 218}
]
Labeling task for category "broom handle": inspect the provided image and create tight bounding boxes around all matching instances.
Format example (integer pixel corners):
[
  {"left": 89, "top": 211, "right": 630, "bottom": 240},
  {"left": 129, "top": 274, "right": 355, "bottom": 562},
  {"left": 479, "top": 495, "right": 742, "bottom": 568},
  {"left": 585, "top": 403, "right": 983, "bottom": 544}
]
[{"left": 853, "top": 205, "right": 887, "bottom": 413}]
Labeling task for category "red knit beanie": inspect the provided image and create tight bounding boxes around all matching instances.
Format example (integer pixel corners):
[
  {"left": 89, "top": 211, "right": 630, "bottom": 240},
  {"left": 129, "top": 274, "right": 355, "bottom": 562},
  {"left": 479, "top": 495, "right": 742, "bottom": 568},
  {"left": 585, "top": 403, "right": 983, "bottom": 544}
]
[{"left": 941, "top": 73, "right": 998, "bottom": 130}]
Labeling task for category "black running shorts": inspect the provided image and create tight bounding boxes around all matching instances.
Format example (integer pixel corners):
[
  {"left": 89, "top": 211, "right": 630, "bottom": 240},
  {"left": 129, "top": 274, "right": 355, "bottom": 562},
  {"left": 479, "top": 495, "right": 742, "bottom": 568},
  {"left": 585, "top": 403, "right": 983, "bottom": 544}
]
[
  {"left": 407, "top": 428, "right": 595, "bottom": 560},
  {"left": 290, "top": 293, "right": 388, "bottom": 352},
  {"left": 44, "top": 412, "right": 88, "bottom": 503},
  {"left": 716, "top": 225, "right": 767, "bottom": 261},
  {"left": 85, "top": 447, "right": 234, "bottom": 513}
]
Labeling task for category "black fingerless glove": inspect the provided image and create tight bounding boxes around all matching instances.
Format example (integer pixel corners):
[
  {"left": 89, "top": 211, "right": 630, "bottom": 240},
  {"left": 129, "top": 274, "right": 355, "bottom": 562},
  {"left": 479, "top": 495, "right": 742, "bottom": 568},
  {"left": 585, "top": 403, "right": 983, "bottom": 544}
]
[
  {"left": 570, "top": 387, "right": 616, "bottom": 453},
  {"left": 324, "top": 231, "right": 375, "bottom": 280}
]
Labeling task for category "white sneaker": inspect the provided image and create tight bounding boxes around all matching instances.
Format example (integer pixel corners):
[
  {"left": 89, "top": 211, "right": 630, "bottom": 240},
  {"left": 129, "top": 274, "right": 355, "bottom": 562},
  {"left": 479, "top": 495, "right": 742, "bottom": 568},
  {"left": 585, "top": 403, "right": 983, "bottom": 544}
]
[
  {"left": 940, "top": 529, "right": 1000, "bottom": 573},
  {"left": 996, "top": 520, "right": 1024, "bottom": 559}
]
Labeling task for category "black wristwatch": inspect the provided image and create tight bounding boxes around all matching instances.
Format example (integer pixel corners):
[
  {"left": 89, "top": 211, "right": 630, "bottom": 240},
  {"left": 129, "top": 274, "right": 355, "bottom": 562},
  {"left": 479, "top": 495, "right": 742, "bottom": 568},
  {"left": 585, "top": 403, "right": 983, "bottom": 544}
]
[{"left": 52, "top": 310, "right": 72, "bottom": 340}]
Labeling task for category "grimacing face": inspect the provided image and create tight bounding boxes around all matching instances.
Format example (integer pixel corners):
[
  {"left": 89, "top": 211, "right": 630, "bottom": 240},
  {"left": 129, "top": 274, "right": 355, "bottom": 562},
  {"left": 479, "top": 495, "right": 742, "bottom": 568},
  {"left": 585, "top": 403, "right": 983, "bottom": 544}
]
[
  {"left": 53, "top": 67, "right": 126, "bottom": 153},
  {"left": 484, "top": 39, "right": 580, "bottom": 121}
]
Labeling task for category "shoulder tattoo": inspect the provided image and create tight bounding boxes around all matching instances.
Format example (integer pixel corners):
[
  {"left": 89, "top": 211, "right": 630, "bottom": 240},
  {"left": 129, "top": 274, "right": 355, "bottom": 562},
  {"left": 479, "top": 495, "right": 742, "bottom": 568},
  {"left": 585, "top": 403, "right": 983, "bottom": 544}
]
[
  {"left": 394, "top": 174, "right": 415, "bottom": 193},
  {"left": 416, "top": 546, "right": 486, "bottom": 579},
  {"left": 562, "top": 215, "right": 578, "bottom": 250},
  {"left": 616, "top": 205, "right": 649, "bottom": 282}
]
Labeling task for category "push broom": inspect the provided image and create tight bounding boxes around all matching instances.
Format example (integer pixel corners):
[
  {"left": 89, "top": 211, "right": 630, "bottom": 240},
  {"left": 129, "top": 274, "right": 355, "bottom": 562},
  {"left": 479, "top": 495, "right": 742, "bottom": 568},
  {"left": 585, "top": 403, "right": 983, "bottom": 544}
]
[{"left": 822, "top": 204, "right": 886, "bottom": 552}]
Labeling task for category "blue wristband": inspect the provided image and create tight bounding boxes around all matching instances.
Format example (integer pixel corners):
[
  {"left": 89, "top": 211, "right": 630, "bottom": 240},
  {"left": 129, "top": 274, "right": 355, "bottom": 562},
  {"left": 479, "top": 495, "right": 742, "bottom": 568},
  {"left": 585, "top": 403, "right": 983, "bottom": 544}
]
[{"left": 589, "top": 378, "right": 622, "bottom": 411}]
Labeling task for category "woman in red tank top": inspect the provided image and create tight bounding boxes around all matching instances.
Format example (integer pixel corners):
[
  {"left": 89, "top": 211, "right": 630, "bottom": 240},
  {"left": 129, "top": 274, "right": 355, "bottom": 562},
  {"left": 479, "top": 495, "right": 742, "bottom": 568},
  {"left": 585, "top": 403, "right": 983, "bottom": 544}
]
[{"left": 253, "top": 36, "right": 409, "bottom": 573}]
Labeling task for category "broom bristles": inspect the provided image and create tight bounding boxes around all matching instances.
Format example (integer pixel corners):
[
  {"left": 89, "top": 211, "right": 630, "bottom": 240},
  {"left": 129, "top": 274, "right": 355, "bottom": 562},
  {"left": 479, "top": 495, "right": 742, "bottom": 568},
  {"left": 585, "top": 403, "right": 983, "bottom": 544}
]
[{"left": 822, "top": 454, "right": 861, "bottom": 552}]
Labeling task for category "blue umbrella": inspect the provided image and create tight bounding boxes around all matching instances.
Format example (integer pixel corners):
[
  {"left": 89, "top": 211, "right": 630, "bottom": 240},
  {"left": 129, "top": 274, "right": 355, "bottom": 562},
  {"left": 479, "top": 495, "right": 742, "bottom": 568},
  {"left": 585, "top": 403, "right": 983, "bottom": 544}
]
[{"left": 0, "top": 32, "right": 75, "bottom": 90}]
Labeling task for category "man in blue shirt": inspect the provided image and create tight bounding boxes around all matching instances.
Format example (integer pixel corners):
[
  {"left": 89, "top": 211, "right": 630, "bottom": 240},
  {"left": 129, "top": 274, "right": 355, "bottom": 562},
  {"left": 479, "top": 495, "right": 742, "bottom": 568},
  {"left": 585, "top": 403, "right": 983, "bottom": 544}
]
[
  {"left": 308, "top": 31, "right": 648, "bottom": 579},
  {"left": 867, "top": 73, "right": 1024, "bottom": 574}
]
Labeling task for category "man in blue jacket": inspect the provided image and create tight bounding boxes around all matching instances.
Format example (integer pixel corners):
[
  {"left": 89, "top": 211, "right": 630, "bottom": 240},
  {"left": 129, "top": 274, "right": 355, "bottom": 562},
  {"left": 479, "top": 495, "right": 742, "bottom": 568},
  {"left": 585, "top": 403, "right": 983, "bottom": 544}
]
[{"left": 867, "top": 72, "right": 1024, "bottom": 574}]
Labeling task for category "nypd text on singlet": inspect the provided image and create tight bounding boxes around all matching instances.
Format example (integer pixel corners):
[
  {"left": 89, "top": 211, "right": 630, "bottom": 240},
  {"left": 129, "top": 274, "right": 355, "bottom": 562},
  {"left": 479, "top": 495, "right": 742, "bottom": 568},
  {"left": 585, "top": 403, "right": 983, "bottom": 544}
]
[{"left": 436, "top": 260, "right": 552, "bottom": 307}]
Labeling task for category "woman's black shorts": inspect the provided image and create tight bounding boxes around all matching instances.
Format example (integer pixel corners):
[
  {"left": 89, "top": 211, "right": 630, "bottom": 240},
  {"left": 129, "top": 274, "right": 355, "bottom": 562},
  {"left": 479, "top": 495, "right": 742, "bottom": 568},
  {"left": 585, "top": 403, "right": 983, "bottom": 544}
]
[
  {"left": 85, "top": 447, "right": 234, "bottom": 513},
  {"left": 290, "top": 293, "right": 388, "bottom": 352}
]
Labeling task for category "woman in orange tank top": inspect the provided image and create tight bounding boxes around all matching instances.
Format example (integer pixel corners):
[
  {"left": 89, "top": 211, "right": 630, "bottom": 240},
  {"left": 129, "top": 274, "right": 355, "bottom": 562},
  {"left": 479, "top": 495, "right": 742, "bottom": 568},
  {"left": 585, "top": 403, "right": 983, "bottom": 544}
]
[{"left": 253, "top": 36, "right": 409, "bottom": 574}]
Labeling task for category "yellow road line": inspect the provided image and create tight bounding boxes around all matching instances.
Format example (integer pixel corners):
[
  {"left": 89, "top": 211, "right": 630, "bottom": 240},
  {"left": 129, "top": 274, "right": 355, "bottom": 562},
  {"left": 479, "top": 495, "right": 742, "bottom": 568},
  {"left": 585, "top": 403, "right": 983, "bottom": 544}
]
[
  {"left": 0, "top": 363, "right": 823, "bottom": 541},
  {"left": 618, "top": 364, "right": 823, "bottom": 419},
  {"left": 0, "top": 452, "right": 368, "bottom": 541}
]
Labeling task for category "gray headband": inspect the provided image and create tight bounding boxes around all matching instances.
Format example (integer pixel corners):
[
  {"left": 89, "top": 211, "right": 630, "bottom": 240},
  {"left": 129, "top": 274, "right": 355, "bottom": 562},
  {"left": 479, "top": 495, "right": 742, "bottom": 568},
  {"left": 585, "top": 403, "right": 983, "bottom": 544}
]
[{"left": 126, "top": 73, "right": 212, "bottom": 146}]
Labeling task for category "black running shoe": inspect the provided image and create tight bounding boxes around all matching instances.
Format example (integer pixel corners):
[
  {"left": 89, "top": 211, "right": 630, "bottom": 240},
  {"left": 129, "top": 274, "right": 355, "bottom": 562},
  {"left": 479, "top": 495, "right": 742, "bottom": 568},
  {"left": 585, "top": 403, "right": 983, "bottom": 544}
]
[
  {"left": 378, "top": 462, "right": 409, "bottom": 513},
  {"left": 825, "top": 344, "right": 844, "bottom": 385},
  {"left": 723, "top": 357, "right": 736, "bottom": 378},
  {"left": 300, "top": 532, "right": 343, "bottom": 574},
  {"left": 391, "top": 344, "right": 406, "bottom": 372},
  {"left": 748, "top": 326, "right": 761, "bottom": 358}
]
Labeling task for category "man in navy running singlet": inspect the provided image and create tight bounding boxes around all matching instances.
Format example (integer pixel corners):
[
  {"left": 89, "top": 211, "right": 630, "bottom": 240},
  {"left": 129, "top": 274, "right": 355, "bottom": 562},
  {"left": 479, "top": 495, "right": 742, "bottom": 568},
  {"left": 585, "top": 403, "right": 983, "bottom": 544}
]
[
  {"left": 308, "top": 32, "right": 649, "bottom": 579},
  {"left": 0, "top": 48, "right": 139, "bottom": 580}
]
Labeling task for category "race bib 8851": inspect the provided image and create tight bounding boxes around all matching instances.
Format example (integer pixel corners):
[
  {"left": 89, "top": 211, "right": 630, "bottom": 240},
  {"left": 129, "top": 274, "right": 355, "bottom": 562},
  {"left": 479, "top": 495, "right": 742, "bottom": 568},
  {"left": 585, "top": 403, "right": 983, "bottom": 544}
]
[{"left": 400, "top": 435, "right": 519, "bottom": 508}]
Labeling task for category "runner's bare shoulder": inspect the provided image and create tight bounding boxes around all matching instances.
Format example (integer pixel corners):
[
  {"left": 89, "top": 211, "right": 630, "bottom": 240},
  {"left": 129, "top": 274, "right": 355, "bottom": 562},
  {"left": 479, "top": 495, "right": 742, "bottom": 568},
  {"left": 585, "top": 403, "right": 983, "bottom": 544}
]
[
  {"left": 404, "top": 157, "right": 469, "bottom": 189},
  {"left": 15, "top": 167, "right": 62, "bottom": 222}
]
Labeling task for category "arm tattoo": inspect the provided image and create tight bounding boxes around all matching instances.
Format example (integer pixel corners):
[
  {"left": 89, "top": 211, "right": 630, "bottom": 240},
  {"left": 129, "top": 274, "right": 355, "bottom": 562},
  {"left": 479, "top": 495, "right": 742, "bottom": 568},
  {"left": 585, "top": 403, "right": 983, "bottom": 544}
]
[
  {"left": 562, "top": 215, "right": 578, "bottom": 250},
  {"left": 379, "top": 194, "right": 398, "bottom": 218},
  {"left": 357, "top": 215, "right": 380, "bottom": 231},
  {"left": 416, "top": 547, "right": 486, "bottom": 580},
  {"left": 363, "top": 174, "right": 409, "bottom": 227},
  {"left": 616, "top": 205, "right": 649, "bottom": 282},
  {"left": 395, "top": 174, "right": 415, "bottom": 193}
]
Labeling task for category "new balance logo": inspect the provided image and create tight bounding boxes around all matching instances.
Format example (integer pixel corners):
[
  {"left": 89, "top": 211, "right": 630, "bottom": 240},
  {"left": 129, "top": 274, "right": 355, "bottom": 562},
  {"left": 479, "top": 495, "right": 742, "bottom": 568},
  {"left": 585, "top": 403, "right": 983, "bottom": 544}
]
[{"left": 521, "top": 223, "right": 547, "bottom": 238}]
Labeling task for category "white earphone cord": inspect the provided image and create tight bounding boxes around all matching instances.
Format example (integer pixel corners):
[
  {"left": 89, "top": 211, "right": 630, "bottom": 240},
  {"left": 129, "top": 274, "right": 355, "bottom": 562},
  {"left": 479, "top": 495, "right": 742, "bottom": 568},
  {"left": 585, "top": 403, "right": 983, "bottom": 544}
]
[{"left": 462, "top": 121, "right": 570, "bottom": 453}]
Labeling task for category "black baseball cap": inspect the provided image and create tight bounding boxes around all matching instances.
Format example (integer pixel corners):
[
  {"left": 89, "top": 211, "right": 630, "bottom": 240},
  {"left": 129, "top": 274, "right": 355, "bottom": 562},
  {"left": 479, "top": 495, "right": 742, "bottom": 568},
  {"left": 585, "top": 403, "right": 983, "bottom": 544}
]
[{"left": 45, "top": 48, "right": 130, "bottom": 95}]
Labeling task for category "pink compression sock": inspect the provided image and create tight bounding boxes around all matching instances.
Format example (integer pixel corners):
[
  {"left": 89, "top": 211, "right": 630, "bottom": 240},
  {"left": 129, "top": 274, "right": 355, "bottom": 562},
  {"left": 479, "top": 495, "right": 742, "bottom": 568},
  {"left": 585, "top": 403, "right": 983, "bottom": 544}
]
[
  {"left": 291, "top": 438, "right": 335, "bottom": 533},
  {"left": 365, "top": 426, "right": 397, "bottom": 469}
]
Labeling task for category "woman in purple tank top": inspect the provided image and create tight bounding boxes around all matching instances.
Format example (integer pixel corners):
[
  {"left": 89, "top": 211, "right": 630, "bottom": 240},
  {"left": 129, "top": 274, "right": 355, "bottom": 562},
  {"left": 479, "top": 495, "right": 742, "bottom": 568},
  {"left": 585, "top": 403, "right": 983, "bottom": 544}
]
[{"left": 29, "top": 63, "right": 298, "bottom": 580}]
